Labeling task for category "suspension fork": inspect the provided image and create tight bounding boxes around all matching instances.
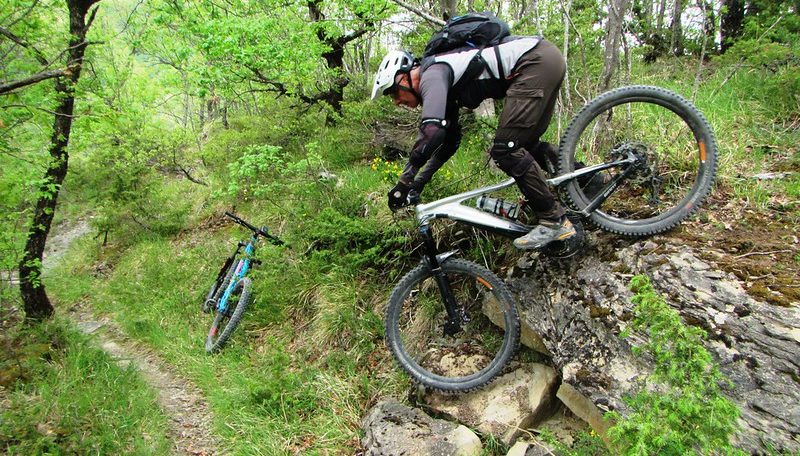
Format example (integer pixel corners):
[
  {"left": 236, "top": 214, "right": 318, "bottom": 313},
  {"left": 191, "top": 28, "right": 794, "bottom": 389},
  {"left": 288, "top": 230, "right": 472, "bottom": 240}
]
[{"left": 419, "top": 224, "right": 464, "bottom": 336}]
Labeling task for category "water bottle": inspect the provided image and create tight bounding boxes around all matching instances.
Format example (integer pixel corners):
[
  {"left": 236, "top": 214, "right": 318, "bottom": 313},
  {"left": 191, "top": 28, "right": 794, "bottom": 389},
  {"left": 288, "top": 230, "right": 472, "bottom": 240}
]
[{"left": 476, "top": 195, "right": 520, "bottom": 220}]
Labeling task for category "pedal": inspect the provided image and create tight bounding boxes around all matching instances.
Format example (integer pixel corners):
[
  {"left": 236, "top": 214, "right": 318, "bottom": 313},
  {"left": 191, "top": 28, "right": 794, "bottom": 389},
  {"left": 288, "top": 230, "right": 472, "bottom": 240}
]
[{"left": 542, "top": 216, "right": 585, "bottom": 259}]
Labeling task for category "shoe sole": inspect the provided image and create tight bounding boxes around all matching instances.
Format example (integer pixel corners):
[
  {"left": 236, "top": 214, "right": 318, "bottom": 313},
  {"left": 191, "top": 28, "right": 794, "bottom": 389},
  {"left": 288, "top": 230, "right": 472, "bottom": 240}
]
[{"left": 514, "top": 230, "right": 577, "bottom": 250}]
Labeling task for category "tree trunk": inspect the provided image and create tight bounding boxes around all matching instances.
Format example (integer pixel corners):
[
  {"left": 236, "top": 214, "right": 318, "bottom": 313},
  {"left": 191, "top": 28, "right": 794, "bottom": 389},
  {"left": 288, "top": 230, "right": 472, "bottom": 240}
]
[
  {"left": 701, "top": 0, "right": 716, "bottom": 55},
  {"left": 599, "top": 0, "right": 631, "bottom": 92},
  {"left": 439, "top": 0, "right": 457, "bottom": 19},
  {"left": 561, "top": 0, "right": 572, "bottom": 108},
  {"left": 720, "top": 0, "right": 745, "bottom": 53},
  {"left": 18, "top": 0, "right": 99, "bottom": 321},
  {"left": 307, "top": 0, "right": 373, "bottom": 116},
  {"left": 634, "top": 0, "right": 668, "bottom": 62},
  {"left": 656, "top": 0, "right": 667, "bottom": 31},
  {"left": 670, "top": 0, "right": 684, "bottom": 56}
]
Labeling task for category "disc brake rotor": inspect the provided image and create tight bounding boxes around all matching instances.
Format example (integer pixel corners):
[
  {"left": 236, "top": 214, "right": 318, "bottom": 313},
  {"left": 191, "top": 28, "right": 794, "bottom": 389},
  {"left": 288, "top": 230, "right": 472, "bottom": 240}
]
[{"left": 609, "top": 142, "right": 663, "bottom": 205}]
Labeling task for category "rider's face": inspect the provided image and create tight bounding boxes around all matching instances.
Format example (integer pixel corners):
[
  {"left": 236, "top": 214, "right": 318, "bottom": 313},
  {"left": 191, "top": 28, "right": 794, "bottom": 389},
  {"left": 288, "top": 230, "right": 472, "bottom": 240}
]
[{"left": 390, "top": 73, "right": 419, "bottom": 108}]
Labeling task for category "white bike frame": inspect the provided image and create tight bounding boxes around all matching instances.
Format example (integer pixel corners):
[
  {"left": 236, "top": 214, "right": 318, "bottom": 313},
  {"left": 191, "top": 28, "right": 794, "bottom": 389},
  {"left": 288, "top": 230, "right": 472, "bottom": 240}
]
[{"left": 413, "top": 157, "right": 633, "bottom": 237}]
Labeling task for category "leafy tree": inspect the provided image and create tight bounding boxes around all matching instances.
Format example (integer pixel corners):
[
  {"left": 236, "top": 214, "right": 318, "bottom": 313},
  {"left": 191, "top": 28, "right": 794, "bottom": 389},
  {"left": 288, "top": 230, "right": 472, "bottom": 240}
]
[
  {"left": 137, "top": 0, "right": 393, "bottom": 118},
  {"left": 1, "top": 0, "right": 101, "bottom": 320}
]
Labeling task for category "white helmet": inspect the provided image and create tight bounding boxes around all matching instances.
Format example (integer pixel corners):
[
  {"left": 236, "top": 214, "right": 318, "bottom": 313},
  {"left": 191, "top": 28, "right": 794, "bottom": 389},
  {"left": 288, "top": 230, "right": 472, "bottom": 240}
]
[{"left": 370, "top": 50, "right": 415, "bottom": 100}]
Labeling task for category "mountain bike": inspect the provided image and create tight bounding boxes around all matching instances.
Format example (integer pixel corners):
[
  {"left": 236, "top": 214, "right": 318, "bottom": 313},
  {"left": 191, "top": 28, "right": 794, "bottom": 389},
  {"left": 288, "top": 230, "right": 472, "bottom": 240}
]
[
  {"left": 385, "top": 86, "right": 718, "bottom": 392},
  {"left": 203, "top": 212, "right": 285, "bottom": 353}
]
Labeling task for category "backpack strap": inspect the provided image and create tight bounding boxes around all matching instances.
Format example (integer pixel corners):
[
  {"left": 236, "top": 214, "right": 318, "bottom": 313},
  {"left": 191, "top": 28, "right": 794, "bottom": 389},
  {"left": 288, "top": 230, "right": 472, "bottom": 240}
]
[
  {"left": 493, "top": 45, "right": 505, "bottom": 80},
  {"left": 452, "top": 48, "right": 488, "bottom": 92}
]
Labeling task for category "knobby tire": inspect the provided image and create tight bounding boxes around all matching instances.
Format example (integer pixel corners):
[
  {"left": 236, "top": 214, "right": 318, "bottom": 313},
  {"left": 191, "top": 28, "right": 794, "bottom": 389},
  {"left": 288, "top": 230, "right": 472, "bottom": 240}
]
[
  {"left": 205, "top": 277, "right": 252, "bottom": 353},
  {"left": 385, "top": 258, "right": 520, "bottom": 392},
  {"left": 558, "top": 85, "right": 718, "bottom": 236}
]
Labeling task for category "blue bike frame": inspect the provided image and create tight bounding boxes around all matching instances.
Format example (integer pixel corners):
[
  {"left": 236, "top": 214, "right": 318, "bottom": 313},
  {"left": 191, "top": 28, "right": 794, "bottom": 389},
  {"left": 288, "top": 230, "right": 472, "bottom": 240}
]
[{"left": 217, "top": 234, "right": 257, "bottom": 313}]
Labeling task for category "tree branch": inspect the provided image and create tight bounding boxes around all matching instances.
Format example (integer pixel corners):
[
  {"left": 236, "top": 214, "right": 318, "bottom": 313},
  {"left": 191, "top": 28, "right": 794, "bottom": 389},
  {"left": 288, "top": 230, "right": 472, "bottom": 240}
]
[
  {"left": 1, "top": 103, "right": 82, "bottom": 117},
  {"left": 174, "top": 161, "right": 208, "bottom": 186},
  {"left": 391, "top": 0, "right": 445, "bottom": 26},
  {"left": 86, "top": 5, "right": 100, "bottom": 29},
  {"left": 2, "top": 0, "right": 41, "bottom": 28},
  {"left": 0, "top": 67, "right": 76, "bottom": 95},
  {"left": 0, "top": 25, "right": 49, "bottom": 65}
]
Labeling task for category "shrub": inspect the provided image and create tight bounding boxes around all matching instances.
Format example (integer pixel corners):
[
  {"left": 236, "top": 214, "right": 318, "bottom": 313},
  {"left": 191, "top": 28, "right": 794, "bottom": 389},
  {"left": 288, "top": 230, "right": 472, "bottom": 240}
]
[
  {"left": 606, "top": 275, "right": 743, "bottom": 455},
  {"left": 304, "top": 207, "right": 408, "bottom": 274}
]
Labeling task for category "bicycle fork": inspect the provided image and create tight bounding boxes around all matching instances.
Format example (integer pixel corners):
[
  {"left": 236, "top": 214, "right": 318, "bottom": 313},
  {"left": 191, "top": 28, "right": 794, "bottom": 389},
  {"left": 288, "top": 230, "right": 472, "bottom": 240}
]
[{"left": 419, "top": 224, "right": 467, "bottom": 337}]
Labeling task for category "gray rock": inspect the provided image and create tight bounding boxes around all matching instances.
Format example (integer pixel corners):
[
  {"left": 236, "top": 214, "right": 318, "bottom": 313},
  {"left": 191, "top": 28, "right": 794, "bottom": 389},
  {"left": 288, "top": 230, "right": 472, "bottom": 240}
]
[
  {"left": 506, "top": 439, "right": 556, "bottom": 456},
  {"left": 751, "top": 172, "right": 791, "bottom": 180},
  {"left": 506, "top": 240, "right": 799, "bottom": 453},
  {"left": 361, "top": 399, "right": 482, "bottom": 456},
  {"left": 424, "top": 364, "right": 558, "bottom": 446},
  {"left": 622, "top": 243, "right": 800, "bottom": 452},
  {"left": 484, "top": 294, "right": 549, "bottom": 354}
]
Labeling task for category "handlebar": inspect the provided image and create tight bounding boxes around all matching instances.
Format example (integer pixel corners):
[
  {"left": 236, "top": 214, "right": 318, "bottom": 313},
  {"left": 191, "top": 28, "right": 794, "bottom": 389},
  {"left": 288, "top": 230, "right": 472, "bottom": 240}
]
[{"left": 224, "top": 212, "right": 286, "bottom": 246}]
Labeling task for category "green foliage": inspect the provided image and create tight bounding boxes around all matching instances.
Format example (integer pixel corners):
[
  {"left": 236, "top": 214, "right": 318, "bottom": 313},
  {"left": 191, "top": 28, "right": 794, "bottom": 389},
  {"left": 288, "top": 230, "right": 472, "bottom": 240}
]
[
  {"left": 225, "top": 143, "right": 325, "bottom": 199},
  {"left": 305, "top": 206, "right": 408, "bottom": 274},
  {"left": 371, "top": 156, "right": 402, "bottom": 182},
  {"left": 715, "top": 1, "right": 800, "bottom": 118},
  {"left": 606, "top": 275, "right": 743, "bottom": 455},
  {"left": 0, "top": 320, "right": 171, "bottom": 454},
  {"left": 540, "top": 428, "right": 609, "bottom": 456},
  {"left": 244, "top": 338, "right": 320, "bottom": 420}
]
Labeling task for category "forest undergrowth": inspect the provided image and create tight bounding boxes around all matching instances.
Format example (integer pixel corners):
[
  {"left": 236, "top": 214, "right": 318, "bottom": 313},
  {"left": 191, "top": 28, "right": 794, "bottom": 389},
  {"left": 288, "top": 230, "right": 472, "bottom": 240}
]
[{"left": 2, "top": 19, "right": 799, "bottom": 454}]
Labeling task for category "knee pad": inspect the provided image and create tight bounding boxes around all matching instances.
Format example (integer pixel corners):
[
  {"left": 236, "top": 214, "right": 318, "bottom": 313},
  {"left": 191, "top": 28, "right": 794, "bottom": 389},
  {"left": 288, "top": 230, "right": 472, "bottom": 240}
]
[{"left": 490, "top": 140, "right": 535, "bottom": 178}]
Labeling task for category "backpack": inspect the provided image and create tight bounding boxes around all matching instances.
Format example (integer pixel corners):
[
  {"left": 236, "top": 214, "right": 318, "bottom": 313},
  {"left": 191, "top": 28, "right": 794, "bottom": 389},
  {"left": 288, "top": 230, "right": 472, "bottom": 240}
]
[{"left": 423, "top": 12, "right": 511, "bottom": 58}]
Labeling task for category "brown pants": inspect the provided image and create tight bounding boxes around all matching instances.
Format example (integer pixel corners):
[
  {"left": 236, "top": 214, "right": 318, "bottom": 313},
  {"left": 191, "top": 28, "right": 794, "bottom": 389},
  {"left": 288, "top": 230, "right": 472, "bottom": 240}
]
[{"left": 491, "top": 39, "right": 566, "bottom": 221}]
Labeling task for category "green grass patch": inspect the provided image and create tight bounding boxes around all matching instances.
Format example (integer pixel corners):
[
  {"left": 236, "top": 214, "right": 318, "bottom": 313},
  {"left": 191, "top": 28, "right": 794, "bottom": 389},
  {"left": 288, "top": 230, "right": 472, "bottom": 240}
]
[
  {"left": 45, "top": 201, "right": 402, "bottom": 454},
  {"left": 0, "top": 319, "right": 171, "bottom": 455}
]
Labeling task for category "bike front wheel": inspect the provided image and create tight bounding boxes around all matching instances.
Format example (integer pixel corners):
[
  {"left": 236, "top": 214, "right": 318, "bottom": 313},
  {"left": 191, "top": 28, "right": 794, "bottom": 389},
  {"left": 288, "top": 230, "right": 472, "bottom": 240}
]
[
  {"left": 205, "top": 277, "right": 252, "bottom": 353},
  {"left": 385, "top": 258, "right": 520, "bottom": 392},
  {"left": 559, "top": 85, "right": 718, "bottom": 236}
]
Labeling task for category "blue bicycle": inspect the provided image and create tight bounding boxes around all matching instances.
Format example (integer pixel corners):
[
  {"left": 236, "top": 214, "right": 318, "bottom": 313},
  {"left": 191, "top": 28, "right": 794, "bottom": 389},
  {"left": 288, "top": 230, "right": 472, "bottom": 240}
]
[{"left": 203, "top": 212, "right": 285, "bottom": 353}]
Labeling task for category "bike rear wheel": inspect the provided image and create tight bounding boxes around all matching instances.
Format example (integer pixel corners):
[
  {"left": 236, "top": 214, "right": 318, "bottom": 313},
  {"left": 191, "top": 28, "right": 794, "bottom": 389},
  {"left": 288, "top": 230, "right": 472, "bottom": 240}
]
[
  {"left": 559, "top": 85, "right": 718, "bottom": 236},
  {"left": 385, "top": 258, "right": 520, "bottom": 392},
  {"left": 206, "top": 277, "right": 252, "bottom": 353}
]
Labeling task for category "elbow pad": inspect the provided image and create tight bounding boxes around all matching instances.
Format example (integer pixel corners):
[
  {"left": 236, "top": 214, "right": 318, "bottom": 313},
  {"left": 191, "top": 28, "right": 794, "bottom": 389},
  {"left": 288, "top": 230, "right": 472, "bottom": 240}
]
[{"left": 409, "top": 119, "right": 448, "bottom": 168}]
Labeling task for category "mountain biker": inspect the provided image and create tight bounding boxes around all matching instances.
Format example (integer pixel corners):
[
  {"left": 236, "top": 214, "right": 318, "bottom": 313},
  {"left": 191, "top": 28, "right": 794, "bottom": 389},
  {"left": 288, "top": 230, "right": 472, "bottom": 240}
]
[{"left": 371, "top": 37, "right": 576, "bottom": 250}]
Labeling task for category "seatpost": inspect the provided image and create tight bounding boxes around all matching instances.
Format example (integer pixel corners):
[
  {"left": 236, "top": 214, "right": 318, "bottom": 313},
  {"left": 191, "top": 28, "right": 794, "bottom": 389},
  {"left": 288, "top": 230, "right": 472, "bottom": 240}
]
[{"left": 419, "top": 224, "right": 463, "bottom": 336}]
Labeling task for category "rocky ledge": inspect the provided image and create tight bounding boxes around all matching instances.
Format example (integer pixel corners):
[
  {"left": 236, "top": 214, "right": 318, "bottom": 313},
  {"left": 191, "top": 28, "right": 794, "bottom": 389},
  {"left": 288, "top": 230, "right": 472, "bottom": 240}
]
[{"left": 362, "top": 237, "right": 799, "bottom": 454}]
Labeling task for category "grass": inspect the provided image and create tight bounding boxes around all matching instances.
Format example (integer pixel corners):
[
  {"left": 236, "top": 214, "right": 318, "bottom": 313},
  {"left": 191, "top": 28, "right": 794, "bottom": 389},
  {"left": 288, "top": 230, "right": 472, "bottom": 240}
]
[
  {"left": 43, "top": 190, "right": 404, "bottom": 454},
  {"left": 7, "top": 54, "right": 796, "bottom": 455},
  {"left": 0, "top": 319, "right": 171, "bottom": 455}
]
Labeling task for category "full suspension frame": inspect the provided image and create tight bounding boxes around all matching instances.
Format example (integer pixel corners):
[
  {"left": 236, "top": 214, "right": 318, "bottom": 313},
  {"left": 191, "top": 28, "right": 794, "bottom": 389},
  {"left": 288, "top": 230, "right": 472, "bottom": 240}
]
[{"left": 411, "top": 152, "right": 637, "bottom": 334}]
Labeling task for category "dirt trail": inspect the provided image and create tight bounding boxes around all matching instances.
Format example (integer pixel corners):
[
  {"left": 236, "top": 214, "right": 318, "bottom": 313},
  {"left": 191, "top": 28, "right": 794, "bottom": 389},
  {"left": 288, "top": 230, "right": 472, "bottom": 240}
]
[{"left": 48, "top": 220, "right": 221, "bottom": 456}]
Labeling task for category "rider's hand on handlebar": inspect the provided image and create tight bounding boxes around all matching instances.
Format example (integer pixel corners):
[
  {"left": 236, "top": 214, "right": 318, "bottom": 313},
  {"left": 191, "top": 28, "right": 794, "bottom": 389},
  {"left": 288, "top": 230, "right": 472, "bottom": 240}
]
[{"left": 388, "top": 181, "right": 410, "bottom": 211}]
